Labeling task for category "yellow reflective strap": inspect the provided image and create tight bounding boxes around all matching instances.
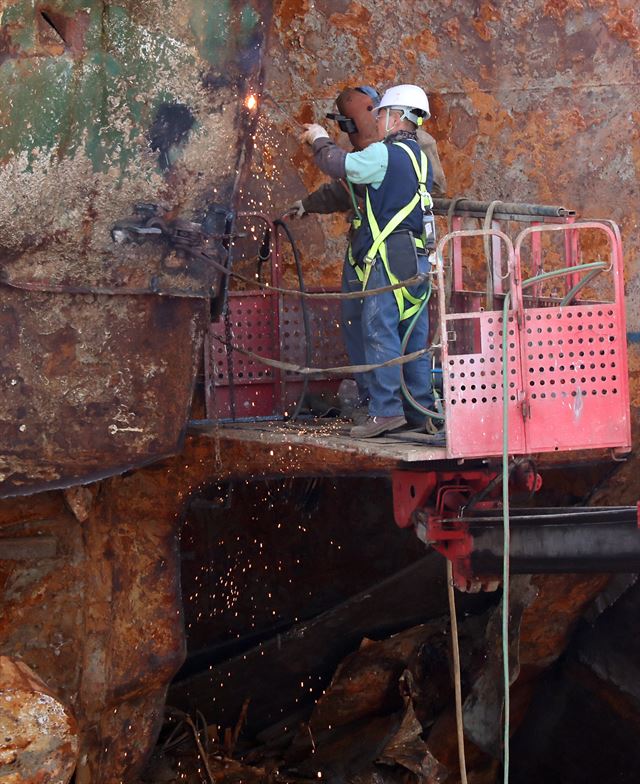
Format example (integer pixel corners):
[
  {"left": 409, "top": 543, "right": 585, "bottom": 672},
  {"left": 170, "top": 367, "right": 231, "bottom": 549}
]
[
  {"left": 377, "top": 238, "right": 406, "bottom": 317},
  {"left": 399, "top": 284, "right": 427, "bottom": 322},
  {"left": 363, "top": 190, "right": 412, "bottom": 318},
  {"left": 393, "top": 142, "right": 429, "bottom": 186},
  {"left": 361, "top": 142, "right": 431, "bottom": 319},
  {"left": 394, "top": 142, "right": 432, "bottom": 210},
  {"left": 394, "top": 142, "right": 421, "bottom": 178},
  {"left": 401, "top": 299, "right": 424, "bottom": 321},
  {"left": 346, "top": 178, "right": 364, "bottom": 224},
  {"left": 348, "top": 244, "right": 364, "bottom": 281},
  {"left": 365, "top": 188, "right": 420, "bottom": 263},
  {"left": 404, "top": 289, "right": 424, "bottom": 305}
]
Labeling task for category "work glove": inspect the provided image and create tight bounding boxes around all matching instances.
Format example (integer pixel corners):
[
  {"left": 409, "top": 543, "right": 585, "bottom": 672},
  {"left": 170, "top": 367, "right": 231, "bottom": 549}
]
[
  {"left": 287, "top": 200, "right": 306, "bottom": 219},
  {"left": 301, "top": 123, "right": 330, "bottom": 145}
]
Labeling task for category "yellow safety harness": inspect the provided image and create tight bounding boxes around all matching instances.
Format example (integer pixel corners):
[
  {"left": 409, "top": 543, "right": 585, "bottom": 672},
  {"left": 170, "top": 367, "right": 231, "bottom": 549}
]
[{"left": 347, "top": 142, "right": 432, "bottom": 321}]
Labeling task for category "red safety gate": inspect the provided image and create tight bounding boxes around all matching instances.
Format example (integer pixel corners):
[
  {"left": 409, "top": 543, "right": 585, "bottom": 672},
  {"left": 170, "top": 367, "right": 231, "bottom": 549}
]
[{"left": 439, "top": 220, "right": 630, "bottom": 458}]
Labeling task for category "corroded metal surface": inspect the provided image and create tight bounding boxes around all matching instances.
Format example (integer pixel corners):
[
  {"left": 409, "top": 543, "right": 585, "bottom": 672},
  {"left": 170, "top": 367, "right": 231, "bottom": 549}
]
[
  {"left": 0, "top": 291, "right": 207, "bottom": 497},
  {"left": 0, "top": 0, "right": 271, "bottom": 496},
  {"left": 0, "top": 0, "right": 267, "bottom": 285},
  {"left": 0, "top": 656, "right": 78, "bottom": 784},
  {"left": 1, "top": 2, "right": 639, "bottom": 782},
  {"left": 0, "top": 453, "right": 206, "bottom": 783}
]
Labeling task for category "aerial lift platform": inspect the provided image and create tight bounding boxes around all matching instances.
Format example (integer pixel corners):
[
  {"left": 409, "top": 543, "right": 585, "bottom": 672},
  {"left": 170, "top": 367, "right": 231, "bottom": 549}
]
[{"left": 125, "top": 197, "right": 634, "bottom": 590}]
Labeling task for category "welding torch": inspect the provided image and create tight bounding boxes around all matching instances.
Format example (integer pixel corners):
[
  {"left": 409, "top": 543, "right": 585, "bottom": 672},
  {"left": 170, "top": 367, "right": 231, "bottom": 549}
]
[{"left": 246, "top": 91, "right": 309, "bottom": 132}]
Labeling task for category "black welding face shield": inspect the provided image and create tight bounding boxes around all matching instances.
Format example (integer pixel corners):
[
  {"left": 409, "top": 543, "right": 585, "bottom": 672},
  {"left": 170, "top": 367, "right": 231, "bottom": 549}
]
[
  {"left": 325, "top": 112, "right": 358, "bottom": 135},
  {"left": 326, "top": 86, "right": 381, "bottom": 150}
]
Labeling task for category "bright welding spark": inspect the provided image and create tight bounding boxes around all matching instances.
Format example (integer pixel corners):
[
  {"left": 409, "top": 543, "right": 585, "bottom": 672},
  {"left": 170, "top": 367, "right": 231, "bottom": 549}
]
[{"left": 245, "top": 93, "right": 258, "bottom": 110}]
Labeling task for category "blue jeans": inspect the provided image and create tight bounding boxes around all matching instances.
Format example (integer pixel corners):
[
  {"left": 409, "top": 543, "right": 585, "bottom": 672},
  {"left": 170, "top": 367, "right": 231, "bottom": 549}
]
[
  {"left": 341, "top": 255, "right": 370, "bottom": 404},
  {"left": 361, "top": 254, "right": 434, "bottom": 420}
]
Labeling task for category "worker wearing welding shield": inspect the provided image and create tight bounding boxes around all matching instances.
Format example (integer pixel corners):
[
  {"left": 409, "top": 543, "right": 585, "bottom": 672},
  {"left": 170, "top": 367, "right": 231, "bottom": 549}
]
[
  {"left": 301, "top": 84, "right": 437, "bottom": 438},
  {"left": 292, "top": 86, "right": 445, "bottom": 426},
  {"left": 291, "top": 86, "right": 445, "bottom": 217}
]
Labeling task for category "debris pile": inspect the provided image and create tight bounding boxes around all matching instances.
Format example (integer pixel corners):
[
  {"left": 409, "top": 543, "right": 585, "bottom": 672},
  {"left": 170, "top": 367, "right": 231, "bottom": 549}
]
[
  {"left": 148, "top": 623, "right": 461, "bottom": 784},
  {"left": 154, "top": 564, "right": 630, "bottom": 784}
]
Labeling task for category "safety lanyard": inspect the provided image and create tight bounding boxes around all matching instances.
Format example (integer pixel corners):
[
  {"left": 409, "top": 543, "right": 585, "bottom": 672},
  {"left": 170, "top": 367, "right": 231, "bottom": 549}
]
[{"left": 346, "top": 179, "right": 363, "bottom": 230}]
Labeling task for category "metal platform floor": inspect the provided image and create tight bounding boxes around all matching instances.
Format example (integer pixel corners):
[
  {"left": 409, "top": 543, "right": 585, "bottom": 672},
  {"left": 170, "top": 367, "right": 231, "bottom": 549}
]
[{"left": 207, "top": 419, "right": 448, "bottom": 464}]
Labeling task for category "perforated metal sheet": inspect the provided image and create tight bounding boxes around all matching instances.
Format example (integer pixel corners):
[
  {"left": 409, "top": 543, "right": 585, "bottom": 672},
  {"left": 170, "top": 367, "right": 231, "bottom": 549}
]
[
  {"left": 208, "top": 293, "right": 278, "bottom": 418},
  {"left": 280, "top": 297, "right": 347, "bottom": 374},
  {"left": 444, "top": 310, "right": 526, "bottom": 458},
  {"left": 208, "top": 292, "right": 348, "bottom": 419},
  {"left": 522, "top": 304, "right": 629, "bottom": 451},
  {"left": 279, "top": 296, "right": 348, "bottom": 409}
]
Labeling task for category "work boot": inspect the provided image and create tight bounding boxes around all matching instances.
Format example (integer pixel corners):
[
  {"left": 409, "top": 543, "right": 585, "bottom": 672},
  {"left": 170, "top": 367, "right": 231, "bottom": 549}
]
[
  {"left": 405, "top": 415, "right": 444, "bottom": 433},
  {"left": 350, "top": 405, "right": 369, "bottom": 425},
  {"left": 350, "top": 414, "right": 407, "bottom": 439},
  {"left": 405, "top": 416, "right": 447, "bottom": 445},
  {"left": 338, "top": 379, "right": 369, "bottom": 424}
]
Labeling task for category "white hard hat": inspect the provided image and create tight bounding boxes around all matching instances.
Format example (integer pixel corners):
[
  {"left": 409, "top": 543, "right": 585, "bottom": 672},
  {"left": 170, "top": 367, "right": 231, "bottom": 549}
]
[{"left": 377, "top": 84, "right": 431, "bottom": 124}]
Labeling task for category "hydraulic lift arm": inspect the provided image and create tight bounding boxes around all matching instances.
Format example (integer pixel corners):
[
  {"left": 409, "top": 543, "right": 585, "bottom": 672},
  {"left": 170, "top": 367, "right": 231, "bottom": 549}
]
[{"left": 392, "top": 470, "right": 640, "bottom": 591}]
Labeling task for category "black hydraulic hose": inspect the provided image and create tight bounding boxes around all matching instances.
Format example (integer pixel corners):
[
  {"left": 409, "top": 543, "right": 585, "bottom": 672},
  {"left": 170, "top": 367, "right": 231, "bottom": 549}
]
[
  {"left": 273, "top": 219, "right": 311, "bottom": 421},
  {"left": 257, "top": 227, "right": 271, "bottom": 284}
]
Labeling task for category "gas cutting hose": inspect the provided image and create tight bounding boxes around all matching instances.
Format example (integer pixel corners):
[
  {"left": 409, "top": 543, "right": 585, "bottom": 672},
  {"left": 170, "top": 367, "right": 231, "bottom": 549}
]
[
  {"left": 499, "top": 259, "right": 608, "bottom": 784},
  {"left": 273, "top": 218, "right": 312, "bottom": 421}
]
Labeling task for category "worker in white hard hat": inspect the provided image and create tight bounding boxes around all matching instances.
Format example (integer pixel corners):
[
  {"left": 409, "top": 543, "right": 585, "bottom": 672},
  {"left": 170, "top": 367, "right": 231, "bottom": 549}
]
[
  {"left": 288, "top": 86, "right": 446, "bottom": 423},
  {"left": 301, "top": 84, "right": 438, "bottom": 439}
]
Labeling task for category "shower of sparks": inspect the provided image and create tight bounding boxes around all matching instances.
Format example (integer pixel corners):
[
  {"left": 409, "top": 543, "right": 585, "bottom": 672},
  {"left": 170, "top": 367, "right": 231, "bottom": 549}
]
[{"left": 245, "top": 93, "right": 258, "bottom": 110}]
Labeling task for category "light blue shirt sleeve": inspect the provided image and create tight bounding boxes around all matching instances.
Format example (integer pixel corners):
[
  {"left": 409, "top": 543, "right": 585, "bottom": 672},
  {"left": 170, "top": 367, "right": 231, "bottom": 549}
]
[{"left": 344, "top": 142, "right": 388, "bottom": 189}]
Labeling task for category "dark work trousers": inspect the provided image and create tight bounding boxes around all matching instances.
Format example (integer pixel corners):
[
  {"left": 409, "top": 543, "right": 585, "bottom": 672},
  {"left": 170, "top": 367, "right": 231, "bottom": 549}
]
[
  {"left": 361, "top": 253, "right": 434, "bottom": 421},
  {"left": 340, "top": 253, "right": 370, "bottom": 404}
]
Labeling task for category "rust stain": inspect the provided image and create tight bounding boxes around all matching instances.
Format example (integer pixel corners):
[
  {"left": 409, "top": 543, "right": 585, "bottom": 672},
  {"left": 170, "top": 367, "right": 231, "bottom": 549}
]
[
  {"left": 519, "top": 573, "right": 610, "bottom": 665},
  {"left": 472, "top": 1, "right": 502, "bottom": 41},
  {"left": 442, "top": 16, "right": 462, "bottom": 43},
  {"left": 566, "top": 107, "right": 588, "bottom": 132},
  {"left": 274, "top": 0, "right": 309, "bottom": 30},
  {"left": 37, "top": 7, "right": 91, "bottom": 55},
  {"left": 0, "top": 22, "right": 21, "bottom": 65},
  {"left": 402, "top": 26, "right": 439, "bottom": 62},
  {"left": 543, "top": 0, "right": 585, "bottom": 23},
  {"left": 589, "top": 0, "right": 640, "bottom": 53},
  {"left": 329, "top": 2, "right": 374, "bottom": 67}
]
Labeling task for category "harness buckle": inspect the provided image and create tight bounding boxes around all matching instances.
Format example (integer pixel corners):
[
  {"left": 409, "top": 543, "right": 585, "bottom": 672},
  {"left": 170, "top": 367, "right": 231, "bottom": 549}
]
[{"left": 364, "top": 255, "right": 376, "bottom": 267}]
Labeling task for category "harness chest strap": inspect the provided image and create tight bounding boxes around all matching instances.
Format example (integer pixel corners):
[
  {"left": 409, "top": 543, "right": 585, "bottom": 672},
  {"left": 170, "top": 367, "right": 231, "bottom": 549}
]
[
  {"left": 394, "top": 141, "right": 433, "bottom": 213},
  {"left": 361, "top": 143, "right": 431, "bottom": 320}
]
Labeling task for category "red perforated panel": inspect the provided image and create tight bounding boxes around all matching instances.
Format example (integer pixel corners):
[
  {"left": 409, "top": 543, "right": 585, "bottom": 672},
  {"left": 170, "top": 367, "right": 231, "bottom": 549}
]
[
  {"left": 522, "top": 304, "right": 629, "bottom": 451},
  {"left": 208, "top": 294, "right": 279, "bottom": 418},
  {"left": 280, "top": 298, "right": 347, "bottom": 372},
  {"left": 438, "top": 220, "right": 630, "bottom": 461},
  {"left": 208, "top": 291, "right": 348, "bottom": 419},
  {"left": 444, "top": 310, "right": 526, "bottom": 458},
  {"left": 279, "top": 296, "right": 348, "bottom": 410}
]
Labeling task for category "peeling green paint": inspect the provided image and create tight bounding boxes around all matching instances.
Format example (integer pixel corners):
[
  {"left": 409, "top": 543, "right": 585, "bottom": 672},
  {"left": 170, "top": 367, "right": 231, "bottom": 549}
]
[
  {"left": 189, "top": 0, "right": 231, "bottom": 66},
  {"left": 0, "top": 0, "right": 265, "bottom": 172}
]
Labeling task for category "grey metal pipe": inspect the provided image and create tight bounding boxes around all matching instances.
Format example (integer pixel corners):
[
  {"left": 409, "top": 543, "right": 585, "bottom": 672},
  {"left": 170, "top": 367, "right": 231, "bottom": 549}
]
[
  {"left": 432, "top": 198, "right": 575, "bottom": 220},
  {"left": 463, "top": 507, "right": 640, "bottom": 574}
]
